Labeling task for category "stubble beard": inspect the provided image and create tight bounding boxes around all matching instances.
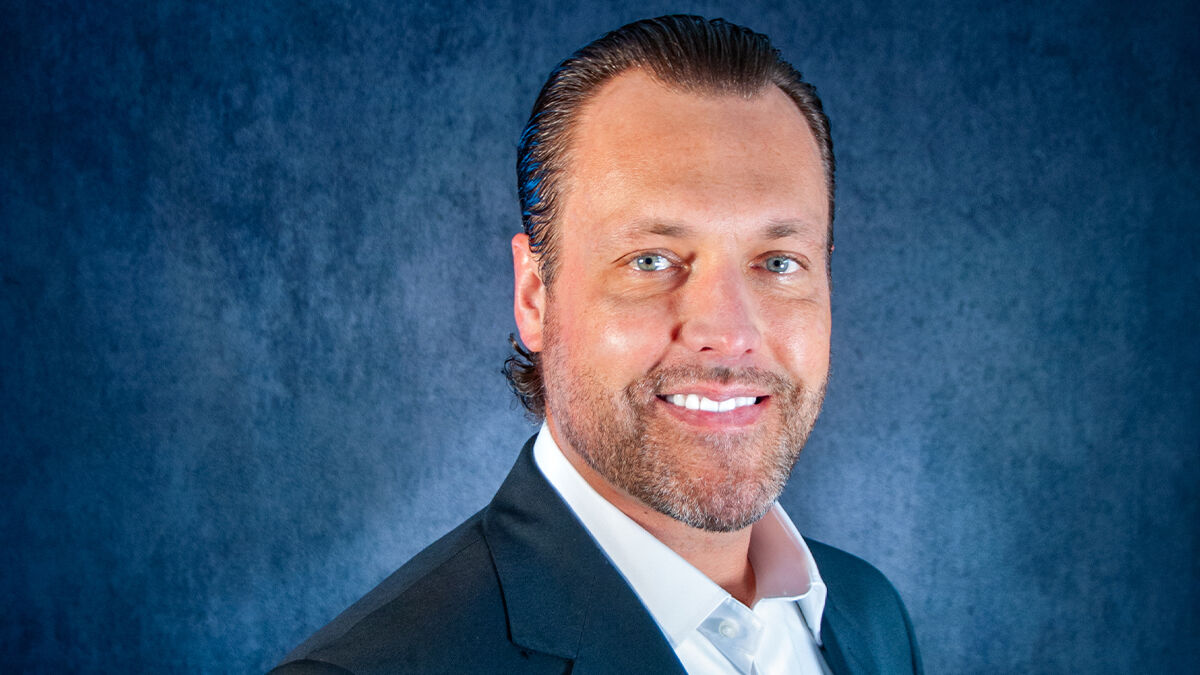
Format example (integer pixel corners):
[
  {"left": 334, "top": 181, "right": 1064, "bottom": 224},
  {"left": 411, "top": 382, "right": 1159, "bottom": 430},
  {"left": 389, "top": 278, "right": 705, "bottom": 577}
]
[{"left": 542, "top": 326, "right": 827, "bottom": 533}]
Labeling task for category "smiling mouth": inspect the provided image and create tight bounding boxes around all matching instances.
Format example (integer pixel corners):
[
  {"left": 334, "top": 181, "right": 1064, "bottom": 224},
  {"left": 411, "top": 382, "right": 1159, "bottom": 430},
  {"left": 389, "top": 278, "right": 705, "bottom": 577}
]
[{"left": 657, "top": 394, "right": 766, "bottom": 413}]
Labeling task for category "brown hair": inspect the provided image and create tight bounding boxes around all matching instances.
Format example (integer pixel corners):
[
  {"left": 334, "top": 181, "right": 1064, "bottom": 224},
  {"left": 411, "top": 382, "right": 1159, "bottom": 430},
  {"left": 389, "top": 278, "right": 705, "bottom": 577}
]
[{"left": 505, "top": 14, "right": 835, "bottom": 420}]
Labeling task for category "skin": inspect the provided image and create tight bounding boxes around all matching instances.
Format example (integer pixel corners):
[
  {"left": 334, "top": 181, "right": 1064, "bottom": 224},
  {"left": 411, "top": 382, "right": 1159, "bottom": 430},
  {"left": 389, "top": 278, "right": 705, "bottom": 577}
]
[{"left": 511, "top": 70, "right": 831, "bottom": 606}]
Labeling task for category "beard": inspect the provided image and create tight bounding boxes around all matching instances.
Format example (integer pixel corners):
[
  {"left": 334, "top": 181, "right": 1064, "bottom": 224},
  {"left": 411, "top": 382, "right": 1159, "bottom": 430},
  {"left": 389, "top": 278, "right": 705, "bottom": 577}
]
[{"left": 541, "top": 329, "right": 827, "bottom": 533}]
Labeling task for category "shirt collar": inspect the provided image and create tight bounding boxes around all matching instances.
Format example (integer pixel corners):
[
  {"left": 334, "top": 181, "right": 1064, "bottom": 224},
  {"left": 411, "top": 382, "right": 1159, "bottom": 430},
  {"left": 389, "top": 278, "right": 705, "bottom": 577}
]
[{"left": 531, "top": 424, "right": 827, "bottom": 646}]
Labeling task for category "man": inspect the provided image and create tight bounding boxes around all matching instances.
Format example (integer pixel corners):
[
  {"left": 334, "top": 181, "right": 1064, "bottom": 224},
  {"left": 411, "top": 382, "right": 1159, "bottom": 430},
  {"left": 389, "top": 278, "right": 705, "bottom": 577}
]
[{"left": 273, "top": 15, "right": 921, "bottom": 675}]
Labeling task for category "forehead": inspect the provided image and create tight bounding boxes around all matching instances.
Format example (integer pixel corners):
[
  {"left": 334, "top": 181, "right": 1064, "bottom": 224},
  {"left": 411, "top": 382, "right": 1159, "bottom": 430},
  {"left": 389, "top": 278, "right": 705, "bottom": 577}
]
[{"left": 560, "top": 69, "right": 829, "bottom": 236}]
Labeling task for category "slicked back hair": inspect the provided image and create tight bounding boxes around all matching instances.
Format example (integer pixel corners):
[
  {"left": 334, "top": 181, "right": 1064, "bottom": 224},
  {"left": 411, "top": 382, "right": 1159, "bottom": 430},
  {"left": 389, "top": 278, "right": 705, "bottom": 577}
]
[{"left": 505, "top": 14, "right": 835, "bottom": 420}]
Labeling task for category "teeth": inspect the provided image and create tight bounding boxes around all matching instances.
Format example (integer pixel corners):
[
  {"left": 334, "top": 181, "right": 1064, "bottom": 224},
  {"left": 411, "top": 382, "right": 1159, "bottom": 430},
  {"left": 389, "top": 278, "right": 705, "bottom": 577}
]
[{"left": 665, "top": 394, "right": 758, "bottom": 413}]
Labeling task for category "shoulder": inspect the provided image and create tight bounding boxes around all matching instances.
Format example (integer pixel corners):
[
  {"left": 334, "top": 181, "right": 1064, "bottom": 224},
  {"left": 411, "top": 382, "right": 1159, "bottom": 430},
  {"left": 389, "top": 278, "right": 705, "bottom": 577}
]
[
  {"left": 271, "top": 511, "right": 562, "bottom": 675},
  {"left": 807, "top": 538, "right": 905, "bottom": 612},
  {"left": 806, "top": 538, "right": 923, "bottom": 674}
]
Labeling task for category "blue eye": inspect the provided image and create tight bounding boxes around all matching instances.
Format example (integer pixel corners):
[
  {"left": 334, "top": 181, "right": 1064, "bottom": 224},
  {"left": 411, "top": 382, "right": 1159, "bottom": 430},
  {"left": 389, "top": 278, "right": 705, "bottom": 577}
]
[
  {"left": 633, "top": 254, "right": 671, "bottom": 271},
  {"left": 763, "top": 256, "right": 801, "bottom": 274}
]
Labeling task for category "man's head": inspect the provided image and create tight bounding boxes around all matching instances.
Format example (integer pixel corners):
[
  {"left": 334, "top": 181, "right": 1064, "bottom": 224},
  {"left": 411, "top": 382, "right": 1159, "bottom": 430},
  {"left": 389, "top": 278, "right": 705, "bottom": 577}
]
[
  {"left": 507, "top": 15, "right": 833, "bottom": 532},
  {"left": 507, "top": 15, "right": 834, "bottom": 418}
]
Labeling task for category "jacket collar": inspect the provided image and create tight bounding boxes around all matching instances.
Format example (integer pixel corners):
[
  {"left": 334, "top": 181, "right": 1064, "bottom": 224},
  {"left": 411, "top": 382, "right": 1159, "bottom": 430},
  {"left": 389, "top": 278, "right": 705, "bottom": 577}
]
[
  {"left": 481, "top": 437, "right": 686, "bottom": 674},
  {"left": 819, "top": 592, "right": 875, "bottom": 675}
]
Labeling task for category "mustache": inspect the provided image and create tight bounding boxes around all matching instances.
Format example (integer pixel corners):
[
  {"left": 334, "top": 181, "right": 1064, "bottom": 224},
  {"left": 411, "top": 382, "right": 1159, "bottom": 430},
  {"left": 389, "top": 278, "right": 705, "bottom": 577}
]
[{"left": 631, "top": 364, "right": 797, "bottom": 396}]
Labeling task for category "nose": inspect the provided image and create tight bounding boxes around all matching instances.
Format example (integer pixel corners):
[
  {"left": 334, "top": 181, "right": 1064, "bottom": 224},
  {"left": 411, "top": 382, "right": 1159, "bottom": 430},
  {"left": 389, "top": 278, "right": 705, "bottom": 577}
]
[{"left": 677, "top": 263, "right": 761, "bottom": 359}]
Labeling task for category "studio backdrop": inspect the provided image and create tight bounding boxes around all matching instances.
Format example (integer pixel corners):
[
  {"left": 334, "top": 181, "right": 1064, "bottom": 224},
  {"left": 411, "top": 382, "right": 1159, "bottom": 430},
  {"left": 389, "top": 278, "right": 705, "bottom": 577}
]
[{"left": 2, "top": 1, "right": 1197, "bottom": 673}]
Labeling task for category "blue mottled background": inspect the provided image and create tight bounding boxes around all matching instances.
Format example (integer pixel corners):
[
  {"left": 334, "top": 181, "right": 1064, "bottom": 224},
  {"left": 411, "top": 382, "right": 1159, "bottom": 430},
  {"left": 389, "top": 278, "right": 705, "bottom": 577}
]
[{"left": 2, "top": 1, "right": 1197, "bottom": 672}]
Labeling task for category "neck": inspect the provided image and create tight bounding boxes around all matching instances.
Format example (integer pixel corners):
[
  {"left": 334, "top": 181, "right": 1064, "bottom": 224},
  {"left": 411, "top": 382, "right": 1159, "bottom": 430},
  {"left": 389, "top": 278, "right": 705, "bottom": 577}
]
[
  {"left": 550, "top": 421, "right": 759, "bottom": 606},
  {"left": 648, "top": 517, "right": 758, "bottom": 607}
]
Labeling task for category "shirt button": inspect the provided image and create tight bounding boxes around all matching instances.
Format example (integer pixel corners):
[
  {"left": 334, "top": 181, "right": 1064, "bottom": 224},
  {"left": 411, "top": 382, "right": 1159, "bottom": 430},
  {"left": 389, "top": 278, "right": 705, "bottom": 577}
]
[{"left": 718, "top": 620, "right": 740, "bottom": 639}]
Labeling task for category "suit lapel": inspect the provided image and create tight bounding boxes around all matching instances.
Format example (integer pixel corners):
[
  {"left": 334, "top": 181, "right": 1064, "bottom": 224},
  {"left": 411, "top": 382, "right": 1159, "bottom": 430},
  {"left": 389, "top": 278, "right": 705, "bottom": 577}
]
[
  {"left": 482, "top": 438, "right": 686, "bottom": 674},
  {"left": 819, "top": 597, "right": 877, "bottom": 675}
]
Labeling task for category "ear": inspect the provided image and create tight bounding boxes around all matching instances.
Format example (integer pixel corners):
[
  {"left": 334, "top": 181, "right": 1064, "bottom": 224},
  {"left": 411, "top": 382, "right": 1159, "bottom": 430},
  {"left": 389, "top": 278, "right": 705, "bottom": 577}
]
[{"left": 511, "top": 233, "right": 546, "bottom": 352}]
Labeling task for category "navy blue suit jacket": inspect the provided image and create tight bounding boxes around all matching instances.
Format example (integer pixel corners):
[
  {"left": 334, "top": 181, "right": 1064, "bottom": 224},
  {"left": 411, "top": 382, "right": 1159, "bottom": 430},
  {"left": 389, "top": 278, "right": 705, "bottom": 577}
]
[{"left": 271, "top": 438, "right": 922, "bottom": 674}]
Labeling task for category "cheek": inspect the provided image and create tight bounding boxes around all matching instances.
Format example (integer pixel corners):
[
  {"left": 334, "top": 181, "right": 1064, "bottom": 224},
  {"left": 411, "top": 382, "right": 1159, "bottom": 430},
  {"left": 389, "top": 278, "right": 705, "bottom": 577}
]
[
  {"left": 585, "top": 295, "right": 676, "bottom": 371},
  {"left": 770, "top": 304, "right": 831, "bottom": 375}
]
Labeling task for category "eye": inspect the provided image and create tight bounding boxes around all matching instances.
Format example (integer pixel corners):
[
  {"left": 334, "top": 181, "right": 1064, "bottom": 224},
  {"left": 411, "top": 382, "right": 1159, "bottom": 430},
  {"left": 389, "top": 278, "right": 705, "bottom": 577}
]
[
  {"left": 762, "top": 255, "right": 803, "bottom": 274},
  {"left": 632, "top": 254, "right": 672, "bottom": 271}
]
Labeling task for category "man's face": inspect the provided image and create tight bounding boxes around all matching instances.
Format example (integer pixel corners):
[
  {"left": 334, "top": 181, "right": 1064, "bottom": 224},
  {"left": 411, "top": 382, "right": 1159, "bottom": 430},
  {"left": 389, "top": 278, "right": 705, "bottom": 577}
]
[{"left": 515, "top": 70, "right": 831, "bottom": 532}]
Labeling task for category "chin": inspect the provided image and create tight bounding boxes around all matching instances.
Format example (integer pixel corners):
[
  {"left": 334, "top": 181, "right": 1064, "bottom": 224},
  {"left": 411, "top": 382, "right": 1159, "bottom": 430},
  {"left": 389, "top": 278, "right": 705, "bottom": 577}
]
[{"left": 631, "top": 431, "right": 796, "bottom": 533}]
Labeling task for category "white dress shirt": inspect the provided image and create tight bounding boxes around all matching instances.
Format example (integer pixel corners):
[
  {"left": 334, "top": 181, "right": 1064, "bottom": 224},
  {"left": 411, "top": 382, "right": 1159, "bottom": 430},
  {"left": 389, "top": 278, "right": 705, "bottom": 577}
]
[{"left": 532, "top": 425, "right": 832, "bottom": 675}]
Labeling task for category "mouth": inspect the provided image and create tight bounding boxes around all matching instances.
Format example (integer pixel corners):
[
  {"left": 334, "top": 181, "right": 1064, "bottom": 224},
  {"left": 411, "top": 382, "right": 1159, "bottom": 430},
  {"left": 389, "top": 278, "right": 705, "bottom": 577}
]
[{"left": 657, "top": 393, "right": 767, "bottom": 413}]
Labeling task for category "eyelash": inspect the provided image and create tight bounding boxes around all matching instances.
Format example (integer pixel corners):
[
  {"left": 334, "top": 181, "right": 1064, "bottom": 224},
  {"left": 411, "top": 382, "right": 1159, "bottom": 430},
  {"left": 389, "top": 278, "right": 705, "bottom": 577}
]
[
  {"left": 631, "top": 253, "right": 673, "bottom": 271},
  {"left": 627, "top": 252, "right": 809, "bottom": 275},
  {"left": 760, "top": 255, "right": 805, "bottom": 274}
]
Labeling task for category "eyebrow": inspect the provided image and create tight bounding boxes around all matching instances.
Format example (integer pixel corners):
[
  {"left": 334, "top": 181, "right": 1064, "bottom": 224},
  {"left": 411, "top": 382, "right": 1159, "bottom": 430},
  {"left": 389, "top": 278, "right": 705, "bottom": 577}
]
[
  {"left": 621, "top": 221, "right": 690, "bottom": 238},
  {"left": 622, "top": 218, "right": 815, "bottom": 240},
  {"left": 763, "top": 220, "right": 802, "bottom": 240}
]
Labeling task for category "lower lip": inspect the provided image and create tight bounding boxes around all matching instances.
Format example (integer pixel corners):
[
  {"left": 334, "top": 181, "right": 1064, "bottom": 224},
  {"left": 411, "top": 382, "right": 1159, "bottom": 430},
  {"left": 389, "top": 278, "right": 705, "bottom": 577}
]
[{"left": 655, "top": 396, "right": 768, "bottom": 429}]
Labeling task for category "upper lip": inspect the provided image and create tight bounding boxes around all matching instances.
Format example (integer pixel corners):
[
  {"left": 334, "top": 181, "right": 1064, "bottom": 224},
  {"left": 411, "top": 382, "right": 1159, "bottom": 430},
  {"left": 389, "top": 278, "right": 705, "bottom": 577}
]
[{"left": 656, "top": 384, "right": 769, "bottom": 400}]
